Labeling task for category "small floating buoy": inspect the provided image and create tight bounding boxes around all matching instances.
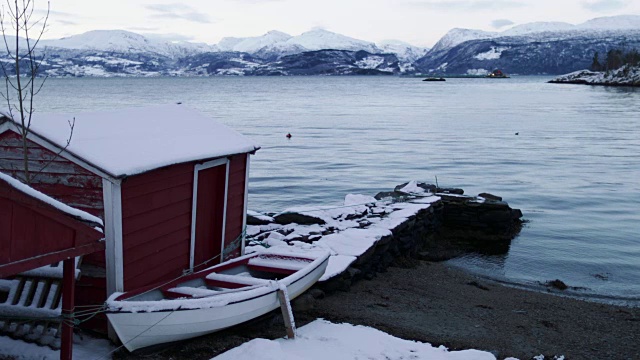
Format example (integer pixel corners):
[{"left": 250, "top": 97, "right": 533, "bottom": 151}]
[{"left": 286, "top": 133, "right": 292, "bottom": 139}]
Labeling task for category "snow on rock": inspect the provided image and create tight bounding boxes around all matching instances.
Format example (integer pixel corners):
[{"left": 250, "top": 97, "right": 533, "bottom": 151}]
[
  {"left": 0, "top": 172, "right": 103, "bottom": 226},
  {"left": 397, "top": 180, "right": 431, "bottom": 195},
  {"left": 474, "top": 46, "right": 509, "bottom": 60},
  {"left": 246, "top": 190, "right": 440, "bottom": 281},
  {"left": 355, "top": 55, "right": 385, "bottom": 69},
  {"left": 550, "top": 66, "right": 640, "bottom": 87},
  {"left": 212, "top": 319, "right": 497, "bottom": 360},
  {"left": 467, "top": 68, "right": 490, "bottom": 76},
  {"left": 319, "top": 255, "right": 357, "bottom": 281}
]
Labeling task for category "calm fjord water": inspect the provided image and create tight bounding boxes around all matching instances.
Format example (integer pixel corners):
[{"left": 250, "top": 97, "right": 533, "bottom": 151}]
[{"left": 38, "top": 76, "right": 640, "bottom": 303}]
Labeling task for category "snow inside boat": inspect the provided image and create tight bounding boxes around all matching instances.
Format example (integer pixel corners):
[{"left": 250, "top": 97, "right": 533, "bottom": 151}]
[{"left": 106, "top": 251, "right": 330, "bottom": 352}]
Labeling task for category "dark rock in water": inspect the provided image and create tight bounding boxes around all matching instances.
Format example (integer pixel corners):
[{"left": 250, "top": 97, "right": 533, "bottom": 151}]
[
  {"left": 246, "top": 212, "right": 274, "bottom": 225},
  {"left": 478, "top": 193, "right": 503, "bottom": 201},
  {"left": 547, "top": 279, "right": 568, "bottom": 291},
  {"left": 273, "top": 211, "right": 326, "bottom": 225}
]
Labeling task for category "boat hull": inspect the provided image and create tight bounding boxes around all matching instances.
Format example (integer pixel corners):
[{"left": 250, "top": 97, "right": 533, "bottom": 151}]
[{"left": 107, "top": 252, "right": 329, "bottom": 351}]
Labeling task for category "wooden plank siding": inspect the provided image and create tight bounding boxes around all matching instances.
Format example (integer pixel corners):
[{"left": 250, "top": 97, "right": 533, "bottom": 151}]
[
  {"left": 120, "top": 163, "right": 194, "bottom": 291},
  {"left": 223, "top": 154, "right": 248, "bottom": 260},
  {"left": 0, "top": 130, "right": 104, "bottom": 218}
]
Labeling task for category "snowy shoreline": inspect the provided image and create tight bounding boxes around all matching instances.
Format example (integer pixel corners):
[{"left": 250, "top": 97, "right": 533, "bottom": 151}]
[{"left": 549, "top": 65, "right": 640, "bottom": 87}]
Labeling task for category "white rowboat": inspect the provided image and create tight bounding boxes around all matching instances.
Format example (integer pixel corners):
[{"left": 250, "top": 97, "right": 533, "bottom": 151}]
[{"left": 106, "top": 251, "right": 330, "bottom": 352}]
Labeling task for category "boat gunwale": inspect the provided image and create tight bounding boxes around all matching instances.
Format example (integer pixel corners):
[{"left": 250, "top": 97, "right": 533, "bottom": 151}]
[{"left": 106, "top": 253, "right": 330, "bottom": 314}]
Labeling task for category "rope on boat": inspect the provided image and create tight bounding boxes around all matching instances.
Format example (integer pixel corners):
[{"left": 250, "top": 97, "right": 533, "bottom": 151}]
[{"left": 92, "top": 310, "right": 176, "bottom": 360}]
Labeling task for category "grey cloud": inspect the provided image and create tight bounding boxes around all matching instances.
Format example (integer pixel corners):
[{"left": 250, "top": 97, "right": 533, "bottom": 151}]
[
  {"left": 55, "top": 19, "right": 79, "bottom": 26},
  {"left": 491, "top": 19, "right": 514, "bottom": 29},
  {"left": 145, "top": 4, "right": 213, "bottom": 24},
  {"left": 581, "top": 0, "right": 629, "bottom": 12},
  {"left": 408, "top": 0, "right": 526, "bottom": 11}
]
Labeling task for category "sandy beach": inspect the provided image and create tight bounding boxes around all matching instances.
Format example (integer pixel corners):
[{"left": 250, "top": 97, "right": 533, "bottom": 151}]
[{"left": 114, "top": 260, "right": 640, "bottom": 360}]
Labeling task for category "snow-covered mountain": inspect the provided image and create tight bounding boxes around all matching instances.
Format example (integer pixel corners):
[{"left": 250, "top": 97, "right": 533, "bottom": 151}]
[
  {"left": 429, "top": 15, "right": 640, "bottom": 53},
  {"left": 217, "top": 30, "right": 292, "bottom": 53},
  {"left": 377, "top": 40, "right": 428, "bottom": 62},
  {"left": 501, "top": 22, "right": 575, "bottom": 36},
  {"left": 41, "top": 30, "right": 214, "bottom": 58},
  {"left": 284, "top": 29, "right": 380, "bottom": 53},
  {"left": 429, "top": 28, "right": 495, "bottom": 53},
  {"left": 578, "top": 15, "right": 640, "bottom": 30}
]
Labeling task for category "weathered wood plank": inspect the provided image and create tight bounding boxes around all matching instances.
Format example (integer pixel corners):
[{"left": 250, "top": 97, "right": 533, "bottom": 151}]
[
  {"left": 122, "top": 199, "right": 191, "bottom": 235},
  {"left": 123, "top": 213, "right": 191, "bottom": 249},
  {"left": 277, "top": 289, "right": 296, "bottom": 339},
  {"left": 121, "top": 183, "right": 192, "bottom": 218}
]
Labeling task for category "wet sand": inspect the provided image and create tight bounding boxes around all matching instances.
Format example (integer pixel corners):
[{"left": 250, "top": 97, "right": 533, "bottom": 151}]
[{"left": 114, "top": 261, "right": 640, "bottom": 360}]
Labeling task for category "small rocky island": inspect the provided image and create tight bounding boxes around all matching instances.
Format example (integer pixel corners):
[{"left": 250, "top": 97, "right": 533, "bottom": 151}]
[{"left": 549, "top": 65, "right": 640, "bottom": 86}]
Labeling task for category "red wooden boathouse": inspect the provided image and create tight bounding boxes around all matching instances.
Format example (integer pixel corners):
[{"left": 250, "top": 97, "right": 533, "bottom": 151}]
[
  {"left": 0, "top": 172, "right": 105, "bottom": 359},
  {"left": 0, "top": 105, "right": 260, "bottom": 328}
]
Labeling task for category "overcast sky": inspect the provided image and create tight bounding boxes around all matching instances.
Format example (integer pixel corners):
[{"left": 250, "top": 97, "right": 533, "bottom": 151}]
[{"left": 42, "top": 0, "right": 640, "bottom": 47}]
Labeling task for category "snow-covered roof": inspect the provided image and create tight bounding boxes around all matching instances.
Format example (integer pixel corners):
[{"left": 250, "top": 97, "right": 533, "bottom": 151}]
[
  {"left": 0, "top": 172, "right": 103, "bottom": 226},
  {"left": 1, "top": 104, "right": 260, "bottom": 178}
]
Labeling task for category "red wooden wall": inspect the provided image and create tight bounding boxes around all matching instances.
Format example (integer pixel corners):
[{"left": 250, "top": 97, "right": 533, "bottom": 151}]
[
  {"left": 0, "top": 183, "right": 103, "bottom": 272},
  {"left": 0, "top": 130, "right": 104, "bottom": 218},
  {"left": 224, "top": 154, "right": 248, "bottom": 260},
  {"left": 120, "top": 155, "right": 248, "bottom": 291},
  {"left": 193, "top": 165, "right": 226, "bottom": 270},
  {"left": 120, "top": 163, "right": 194, "bottom": 291}
]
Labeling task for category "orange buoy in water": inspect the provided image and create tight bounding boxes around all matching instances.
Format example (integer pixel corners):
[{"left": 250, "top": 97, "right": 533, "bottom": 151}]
[{"left": 286, "top": 133, "right": 292, "bottom": 139}]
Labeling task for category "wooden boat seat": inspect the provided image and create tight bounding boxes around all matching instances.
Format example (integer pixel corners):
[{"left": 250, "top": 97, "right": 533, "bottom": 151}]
[
  {"left": 246, "top": 257, "right": 310, "bottom": 275},
  {"left": 163, "top": 287, "right": 221, "bottom": 299},
  {"left": 204, "top": 273, "right": 271, "bottom": 289}
]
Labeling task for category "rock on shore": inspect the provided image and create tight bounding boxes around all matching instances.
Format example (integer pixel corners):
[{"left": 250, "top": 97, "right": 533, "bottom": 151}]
[{"left": 549, "top": 65, "right": 640, "bottom": 86}]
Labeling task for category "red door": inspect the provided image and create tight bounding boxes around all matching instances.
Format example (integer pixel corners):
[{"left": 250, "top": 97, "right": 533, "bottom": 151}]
[{"left": 193, "top": 164, "right": 226, "bottom": 270}]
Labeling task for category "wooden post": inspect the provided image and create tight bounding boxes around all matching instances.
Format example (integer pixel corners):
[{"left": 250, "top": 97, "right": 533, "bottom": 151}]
[
  {"left": 276, "top": 288, "right": 296, "bottom": 339},
  {"left": 60, "top": 258, "right": 75, "bottom": 360}
]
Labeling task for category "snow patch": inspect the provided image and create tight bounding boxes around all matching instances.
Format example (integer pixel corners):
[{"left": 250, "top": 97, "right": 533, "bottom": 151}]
[
  {"left": 474, "top": 47, "right": 509, "bottom": 60},
  {"left": 212, "top": 319, "right": 497, "bottom": 360}
]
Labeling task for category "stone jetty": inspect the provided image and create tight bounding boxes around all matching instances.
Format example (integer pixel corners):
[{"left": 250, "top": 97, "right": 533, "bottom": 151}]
[{"left": 245, "top": 181, "right": 523, "bottom": 292}]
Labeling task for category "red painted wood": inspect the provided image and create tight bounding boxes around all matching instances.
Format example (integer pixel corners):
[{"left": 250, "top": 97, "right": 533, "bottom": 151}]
[
  {"left": 121, "top": 182, "right": 192, "bottom": 218},
  {"left": 247, "top": 264, "right": 297, "bottom": 275},
  {"left": 194, "top": 164, "right": 226, "bottom": 268},
  {"left": 61, "top": 258, "right": 75, "bottom": 360},
  {"left": 223, "top": 155, "right": 247, "bottom": 259},
  {"left": 204, "top": 278, "right": 251, "bottom": 289},
  {"left": 122, "top": 199, "right": 191, "bottom": 235},
  {"left": 125, "top": 254, "right": 190, "bottom": 290},
  {"left": 0, "top": 130, "right": 104, "bottom": 218},
  {"left": 0, "top": 180, "right": 104, "bottom": 277},
  {"left": 121, "top": 164, "right": 195, "bottom": 291},
  {"left": 124, "top": 228, "right": 190, "bottom": 264},
  {"left": 0, "top": 242, "right": 104, "bottom": 278},
  {"left": 123, "top": 214, "right": 190, "bottom": 249},
  {"left": 114, "top": 257, "right": 253, "bottom": 301}
]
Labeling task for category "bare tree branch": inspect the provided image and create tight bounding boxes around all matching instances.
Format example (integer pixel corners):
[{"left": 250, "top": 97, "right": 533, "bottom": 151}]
[{"left": 0, "top": 0, "right": 57, "bottom": 184}]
